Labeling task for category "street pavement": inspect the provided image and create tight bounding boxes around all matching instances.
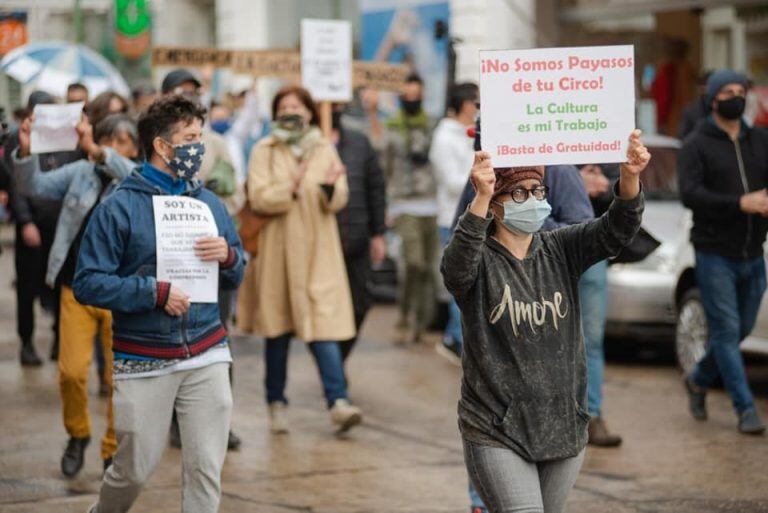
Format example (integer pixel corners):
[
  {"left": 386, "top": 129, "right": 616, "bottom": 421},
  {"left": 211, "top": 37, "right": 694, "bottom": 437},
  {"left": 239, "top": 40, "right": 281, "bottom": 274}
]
[{"left": 1, "top": 230, "right": 768, "bottom": 513}]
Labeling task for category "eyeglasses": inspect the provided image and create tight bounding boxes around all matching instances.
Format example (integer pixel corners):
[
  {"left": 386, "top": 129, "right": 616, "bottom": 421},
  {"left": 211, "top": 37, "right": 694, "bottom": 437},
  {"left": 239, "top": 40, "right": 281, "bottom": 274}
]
[{"left": 509, "top": 186, "right": 548, "bottom": 204}]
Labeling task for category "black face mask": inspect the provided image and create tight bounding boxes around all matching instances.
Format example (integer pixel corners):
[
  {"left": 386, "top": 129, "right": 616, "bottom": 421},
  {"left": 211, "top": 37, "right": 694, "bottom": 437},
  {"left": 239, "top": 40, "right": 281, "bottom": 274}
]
[
  {"left": 401, "top": 99, "right": 422, "bottom": 116},
  {"left": 275, "top": 113, "right": 306, "bottom": 132},
  {"left": 715, "top": 96, "right": 746, "bottom": 120}
]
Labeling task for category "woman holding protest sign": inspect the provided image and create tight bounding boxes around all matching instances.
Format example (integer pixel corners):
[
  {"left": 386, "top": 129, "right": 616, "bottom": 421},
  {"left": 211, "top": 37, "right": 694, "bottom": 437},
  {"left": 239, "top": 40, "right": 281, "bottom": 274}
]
[
  {"left": 441, "top": 130, "right": 649, "bottom": 512},
  {"left": 239, "top": 86, "right": 362, "bottom": 434}
]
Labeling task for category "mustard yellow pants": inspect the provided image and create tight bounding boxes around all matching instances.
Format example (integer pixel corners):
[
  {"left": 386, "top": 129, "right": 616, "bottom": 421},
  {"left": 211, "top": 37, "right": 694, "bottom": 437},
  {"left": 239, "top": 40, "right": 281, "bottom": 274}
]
[{"left": 58, "top": 285, "right": 116, "bottom": 460}]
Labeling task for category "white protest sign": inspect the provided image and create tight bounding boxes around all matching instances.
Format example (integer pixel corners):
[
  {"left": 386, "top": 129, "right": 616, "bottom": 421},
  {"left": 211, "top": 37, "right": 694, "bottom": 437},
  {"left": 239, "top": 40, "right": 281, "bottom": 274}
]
[
  {"left": 479, "top": 45, "right": 635, "bottom": 167},
  {"left": 301, "top": 19, "right": 353, "bottom": 102},
  {"left": 30, "top": 102, "right": 84, "bottom": 154},
  {"left": 152, "top": 196, "right": 219, "bottom": 303}
]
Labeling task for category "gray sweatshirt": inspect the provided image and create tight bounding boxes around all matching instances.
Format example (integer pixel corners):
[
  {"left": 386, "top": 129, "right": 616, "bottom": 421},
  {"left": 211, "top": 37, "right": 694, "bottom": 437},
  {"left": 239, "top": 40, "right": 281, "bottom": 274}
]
[{"left": 440, "top": 187, "right": 643, "bottom": 462}]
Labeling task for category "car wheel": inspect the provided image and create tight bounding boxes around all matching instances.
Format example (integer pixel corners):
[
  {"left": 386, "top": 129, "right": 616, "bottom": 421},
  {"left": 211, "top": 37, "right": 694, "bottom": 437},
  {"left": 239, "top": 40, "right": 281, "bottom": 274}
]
[{"left": 675, "top": 288, "right": 708, "bottom": 375}]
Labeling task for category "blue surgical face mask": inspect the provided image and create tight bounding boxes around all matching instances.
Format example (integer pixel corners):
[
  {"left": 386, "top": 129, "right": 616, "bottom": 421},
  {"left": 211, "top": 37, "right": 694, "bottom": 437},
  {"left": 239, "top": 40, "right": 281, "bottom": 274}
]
[
  {"left": 494, "top": 197, "right": 552, "bottom": 234},
  {"left": 160, "top": 140, "right": 206, "bottom": 180},
  {"left": 210, "top": 119, "right": 231, "bottom": 134}
]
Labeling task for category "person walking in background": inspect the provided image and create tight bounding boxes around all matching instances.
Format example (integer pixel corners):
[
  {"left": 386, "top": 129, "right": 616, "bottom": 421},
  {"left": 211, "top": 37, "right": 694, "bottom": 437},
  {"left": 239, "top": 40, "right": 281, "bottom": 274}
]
[
  {"left": 442, "top": 132, "right": 648, "bottom": 513},
  {"left": 4, "top": 91, "right": 83, "bottom": 365},
  {"left": 679, "top": 69, "right": 768, "bottom": 435},
  {"left": 66, "top": 83, "right": 89, "bottom": 105},
  {"left": 75, "top": 95, "right": 244, "bottom": 512},
  {"left": 239, "top": 86, "right": 362, "bottom": 434},
  {"left": 130, "top": 84, "right": 158, "bottom": 117},
  {"left": 13, "top": 113, "right": 138, "bottom": 477},
  {"left": 85, "top": 92, "right": 129, "bottom": 129},
  {"left": 365, "top": 73, "right": 438, "bottom": 344},
  {"left": 331, "top": 102, "right": 387, "bottom": 366},
  {"left": 160, "top": 68, "right": 245, "bottom": 450},
  {"left": 429, "top": 82, "right": 478, "bottom": 365},
  {"left": 677, "top": 71, "right": 713, "bottom": 140},
  {"left": 542, "top": 165, "right": 622, "bottom": 447}
]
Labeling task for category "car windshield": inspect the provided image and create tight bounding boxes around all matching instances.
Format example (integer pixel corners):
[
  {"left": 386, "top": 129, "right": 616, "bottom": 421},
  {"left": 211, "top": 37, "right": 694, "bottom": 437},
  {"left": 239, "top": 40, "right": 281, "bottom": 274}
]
[{"left": 641, "top": 146, "right": 679, "bottom": 200}]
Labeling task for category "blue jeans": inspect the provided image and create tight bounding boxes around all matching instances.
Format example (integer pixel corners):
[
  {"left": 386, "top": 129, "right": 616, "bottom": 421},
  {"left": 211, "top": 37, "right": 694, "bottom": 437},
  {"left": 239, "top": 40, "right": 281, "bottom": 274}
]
[
  {"left": 579, "top": 260, "right": 609, "bottom": 417},
  {"left": 440, "top": 227, "right": 464, "bottom": 351},
  {"left": 691, "top": 252, "right": 766, "bottom": 414},
  {"left": 265, "top": 334, "right": 348, "bottom": 408}
]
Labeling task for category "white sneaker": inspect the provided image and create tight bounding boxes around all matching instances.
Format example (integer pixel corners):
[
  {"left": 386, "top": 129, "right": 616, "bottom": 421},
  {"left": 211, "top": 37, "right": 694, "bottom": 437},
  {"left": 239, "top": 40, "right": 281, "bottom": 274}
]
[
  {"left": 330, "top": 399, "right": 362, "bottom": 433},
  {"left": 269, "top": 402, "right": 289, "bottom": 434}
]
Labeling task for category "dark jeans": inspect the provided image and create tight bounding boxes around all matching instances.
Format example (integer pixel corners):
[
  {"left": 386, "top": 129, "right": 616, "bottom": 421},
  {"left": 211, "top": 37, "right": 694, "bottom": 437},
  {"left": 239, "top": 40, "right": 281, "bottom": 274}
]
[
  {"left": 14, "top": 222, "right": 60, "bottom": 348},
  {"left": 691, "top": 252, "right": 766, "bottom": 414},
  {"left": 265, "top": 333, "right": 347, "bottom": 408},
  {"left": 339, "top": 251, "right": 373, "bottom": 362}
]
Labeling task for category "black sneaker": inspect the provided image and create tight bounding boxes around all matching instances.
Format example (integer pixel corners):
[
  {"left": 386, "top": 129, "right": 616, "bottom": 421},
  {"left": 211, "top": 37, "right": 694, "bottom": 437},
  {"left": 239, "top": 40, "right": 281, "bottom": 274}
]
[
  {"left": 684, "top": 375, "right": 707, "bottom": 420},
  {"left": 61, "top": 437, "right": 90, "bottom": 477},
  {"left": 20, "top": 344, "right": 42, "bottom": 367},
  {"left": 738, "top": 409, "right": 766, "bottom": 435}
]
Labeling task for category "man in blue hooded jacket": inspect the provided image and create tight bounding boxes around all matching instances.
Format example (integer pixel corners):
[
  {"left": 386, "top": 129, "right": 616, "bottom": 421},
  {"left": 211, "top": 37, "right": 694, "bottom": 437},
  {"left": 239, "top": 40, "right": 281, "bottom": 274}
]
[{"left": 74, "top": 95, "right": 244, "bottom": 513}]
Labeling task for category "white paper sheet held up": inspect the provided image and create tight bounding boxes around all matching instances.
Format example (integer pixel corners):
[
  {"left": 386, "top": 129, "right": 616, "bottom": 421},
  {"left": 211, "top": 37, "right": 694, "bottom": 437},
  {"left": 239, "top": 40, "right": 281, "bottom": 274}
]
[
  {"left": 152, "top": 196, "right": 219, "bottom": 303},
  {"left": 30, "top": 102, "right": 84, "bottom": 154}
]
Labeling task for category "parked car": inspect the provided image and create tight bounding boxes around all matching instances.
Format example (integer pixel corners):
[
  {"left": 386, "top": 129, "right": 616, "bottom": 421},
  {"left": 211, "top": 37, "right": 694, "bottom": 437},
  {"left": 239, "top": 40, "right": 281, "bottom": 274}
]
[{"left": 605, "top": 133, "right": 768, "bottom": 373}]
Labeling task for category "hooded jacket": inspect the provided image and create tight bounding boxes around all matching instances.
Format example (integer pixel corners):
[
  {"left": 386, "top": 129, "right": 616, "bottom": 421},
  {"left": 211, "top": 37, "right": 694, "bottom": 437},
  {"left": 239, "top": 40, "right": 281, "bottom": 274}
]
[
  {"left": 441, "top": 185, "right": 643, "bottom": 461},
  {"left": 678, "top": 119, "right": 768, "bottom": 260},
  {"left": 73, "top": 170, "right": 244, "bottom": 360}
]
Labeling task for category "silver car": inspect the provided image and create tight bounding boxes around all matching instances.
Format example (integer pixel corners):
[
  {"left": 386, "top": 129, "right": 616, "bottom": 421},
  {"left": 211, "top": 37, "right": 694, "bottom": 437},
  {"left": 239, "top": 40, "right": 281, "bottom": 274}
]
[{"left": 605, "top": 134, "right": 768, "bottom": 373}]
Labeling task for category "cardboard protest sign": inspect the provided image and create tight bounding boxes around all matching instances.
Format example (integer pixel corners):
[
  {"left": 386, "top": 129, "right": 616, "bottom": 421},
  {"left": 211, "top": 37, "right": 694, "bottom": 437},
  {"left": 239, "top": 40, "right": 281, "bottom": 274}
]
[
  {"left": 301, "top": 19, "right": 353, "bottom": 102},
  {"left": 30, "top": 102, "right": 84, "bottom": 154},
  {"left": 479, "top": 45, "right": 635, "bottom": 167},
  {"left": 152, "top": 46, "right": 408, "bottom": 92},
  {"left": 152, "top": 47, "right": 233, "bottom": 68},
  {"left": 232, "top": 50, "right": 300, "bottom": 80}
]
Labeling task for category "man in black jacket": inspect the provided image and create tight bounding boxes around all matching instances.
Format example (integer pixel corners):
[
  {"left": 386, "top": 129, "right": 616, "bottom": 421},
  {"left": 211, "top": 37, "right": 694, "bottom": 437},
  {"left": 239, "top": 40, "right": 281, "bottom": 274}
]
[
  {"left": 678, "top": 69, "right": 768, "bottom": 435},
  {"left": 332, "top": 104, "right": 387, "bottom": 364}
]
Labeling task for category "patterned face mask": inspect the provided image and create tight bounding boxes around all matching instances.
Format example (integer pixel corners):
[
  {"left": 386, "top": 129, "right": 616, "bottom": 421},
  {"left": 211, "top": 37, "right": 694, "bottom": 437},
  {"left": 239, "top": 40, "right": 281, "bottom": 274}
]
[{"left": 160, "top": 140, "right": 206, "bottom": 180}]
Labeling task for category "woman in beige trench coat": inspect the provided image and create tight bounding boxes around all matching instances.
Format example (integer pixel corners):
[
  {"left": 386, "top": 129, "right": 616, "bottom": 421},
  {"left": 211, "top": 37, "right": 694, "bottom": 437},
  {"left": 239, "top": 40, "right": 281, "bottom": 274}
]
[{"left": 238, "top": 86, "right": 362, "bottom": 434}]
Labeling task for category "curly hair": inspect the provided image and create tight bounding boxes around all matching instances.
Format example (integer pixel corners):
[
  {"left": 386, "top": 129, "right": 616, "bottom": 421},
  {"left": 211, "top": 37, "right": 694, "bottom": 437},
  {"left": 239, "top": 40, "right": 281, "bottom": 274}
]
[{"left": 137, "top": 95, "right": 207, "bottom": 159}]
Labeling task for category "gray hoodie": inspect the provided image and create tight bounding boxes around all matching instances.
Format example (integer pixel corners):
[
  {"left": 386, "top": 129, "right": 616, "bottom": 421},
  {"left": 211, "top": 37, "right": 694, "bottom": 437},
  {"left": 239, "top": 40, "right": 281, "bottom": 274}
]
[{"left": 440, "top": 186, "right": 643, "bottom": 462}]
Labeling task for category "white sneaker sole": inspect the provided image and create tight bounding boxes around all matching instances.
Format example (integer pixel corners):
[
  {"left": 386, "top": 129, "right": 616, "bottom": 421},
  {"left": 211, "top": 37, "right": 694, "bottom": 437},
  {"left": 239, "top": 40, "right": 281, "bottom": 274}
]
[{"left": 335, "top": 412, "right": 362, "bottom": 433}]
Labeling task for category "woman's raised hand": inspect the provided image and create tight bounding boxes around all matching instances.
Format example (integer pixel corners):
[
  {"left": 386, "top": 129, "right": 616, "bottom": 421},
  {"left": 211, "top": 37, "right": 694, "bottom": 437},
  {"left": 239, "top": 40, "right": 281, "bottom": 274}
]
[
  {"left": 471, "top": 151, "right": 496, "bottom": 199},
  {"left": 621, "top": 129, "right": 651, "bottom": 176}
]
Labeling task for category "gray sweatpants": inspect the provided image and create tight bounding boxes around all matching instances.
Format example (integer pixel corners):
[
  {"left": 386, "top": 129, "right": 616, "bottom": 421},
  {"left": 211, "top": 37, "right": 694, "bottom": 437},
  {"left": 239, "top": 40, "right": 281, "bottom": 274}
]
[
  {"left": 91, "top": 362, "right": 232, "bottom": 513},
  {"left": 463, "top": 439, "right": 585, "bottom": 513}
]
